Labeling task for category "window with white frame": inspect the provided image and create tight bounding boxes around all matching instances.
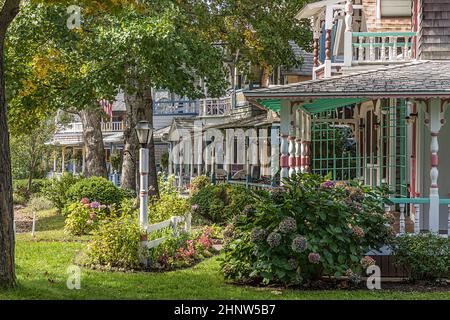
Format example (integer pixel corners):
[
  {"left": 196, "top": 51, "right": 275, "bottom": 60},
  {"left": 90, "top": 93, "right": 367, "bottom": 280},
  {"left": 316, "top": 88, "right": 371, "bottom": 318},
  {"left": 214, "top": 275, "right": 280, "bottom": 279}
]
[{"left": 378, "top": 0, "right": 412, "bottom": 17}]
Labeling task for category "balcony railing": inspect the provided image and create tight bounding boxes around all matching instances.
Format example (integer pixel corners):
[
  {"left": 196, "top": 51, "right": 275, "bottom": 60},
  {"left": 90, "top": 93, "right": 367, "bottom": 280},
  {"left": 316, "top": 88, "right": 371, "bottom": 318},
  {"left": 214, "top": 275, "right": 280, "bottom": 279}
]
[
  {"left": 344, "top": 32, "right": 417, "bottom": 66},
  {"left": 101, "top": 121, "right": 124, "bottom": 132},
  {"left": 58, "top": 121, "right": 124, "bottom": 134},
  {"left": 153, "top": 100, "right": 199, "bottom": 115},
  {"left": 199, "top": 96, "right": 232, "bottom": 117}
]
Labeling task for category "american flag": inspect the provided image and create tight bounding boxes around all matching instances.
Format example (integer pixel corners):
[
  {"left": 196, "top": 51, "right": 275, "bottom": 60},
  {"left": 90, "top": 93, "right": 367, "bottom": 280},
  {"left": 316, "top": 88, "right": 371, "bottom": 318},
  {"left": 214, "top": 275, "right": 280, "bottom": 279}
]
[{"left": 99, "top": 99, "right": 113, "bottom": 118}]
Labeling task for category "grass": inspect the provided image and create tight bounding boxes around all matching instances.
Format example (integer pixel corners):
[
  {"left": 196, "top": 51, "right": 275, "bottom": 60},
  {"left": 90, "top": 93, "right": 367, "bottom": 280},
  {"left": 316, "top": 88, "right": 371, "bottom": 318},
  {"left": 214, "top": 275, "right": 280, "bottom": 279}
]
[{"left": 1, "top": 209, "right": 449, "bottom": 300}]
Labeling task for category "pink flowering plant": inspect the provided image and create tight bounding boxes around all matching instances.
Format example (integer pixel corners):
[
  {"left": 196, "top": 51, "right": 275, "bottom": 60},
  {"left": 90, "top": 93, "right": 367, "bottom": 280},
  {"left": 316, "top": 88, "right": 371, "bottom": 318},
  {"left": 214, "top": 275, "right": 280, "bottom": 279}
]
[
  {"left": 64, "top": 198, "right": 137, "bottom": 236},
  {"left": 149, "top": 227, "right": 217, "bottom": 271},
  {"left": 220, "top": 173, "right": 393, "bottom": 285},
  {"left": 64, "top": 199, "right": 110, "bottom": 235}
]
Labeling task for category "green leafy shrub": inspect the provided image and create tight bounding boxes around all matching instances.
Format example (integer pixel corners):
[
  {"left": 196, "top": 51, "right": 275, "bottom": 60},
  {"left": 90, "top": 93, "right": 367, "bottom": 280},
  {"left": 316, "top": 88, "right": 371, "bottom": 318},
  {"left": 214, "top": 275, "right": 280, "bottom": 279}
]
[
  {"left": 393, "top": 233, "right": 450, "bottom": 282},
  {"left": 13, "top": 193, "right": 27, "bottom": 206},
  {"left": 84, "top": 216, "right": 144, "bottom": 270},
  {"left": 42, "top": 173, "right": 82, "bottom": 211},
  {"left": 190, "top": 183, "right": 253, "bottom": 224},
  {"left": 149, "top": 227, "right": 216, "bottom": 270},
  {"left": 64, "top": 199, "right": 107, "bottom": 235},
  {"left": 64, "top": 197, "right": 138, "bottom": 236},
  {"left": 66, "top": 177, "right": 126, "bottom": 206},
  {"left": 220, "top": 174, "right": 393, "bottom": 285},
  {"left": 150, "top": 175, "right": 190, "bottom": 223},
  {"left": 13, "top": 179, "right": 50, "bottom": 201},
  {"left": 121, "top": 188, "right": 137, "bottom": 199},
  {"left": 189, "top": 175, "right": 211, "bottom": 194}
]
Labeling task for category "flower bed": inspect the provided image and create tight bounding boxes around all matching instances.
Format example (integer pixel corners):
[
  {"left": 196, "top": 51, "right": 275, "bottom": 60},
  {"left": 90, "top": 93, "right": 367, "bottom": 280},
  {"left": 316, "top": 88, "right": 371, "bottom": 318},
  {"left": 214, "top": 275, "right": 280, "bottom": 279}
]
[{"left": 149, "top": 226, "right": 221, "bottom": 271}]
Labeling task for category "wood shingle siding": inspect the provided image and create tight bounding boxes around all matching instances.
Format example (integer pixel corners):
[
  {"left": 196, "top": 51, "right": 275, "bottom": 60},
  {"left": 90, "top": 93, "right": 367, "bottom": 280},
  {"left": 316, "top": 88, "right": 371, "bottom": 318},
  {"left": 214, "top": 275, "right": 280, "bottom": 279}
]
[{"left": 418, "top": 0, "right": 450, "bottom": 60}]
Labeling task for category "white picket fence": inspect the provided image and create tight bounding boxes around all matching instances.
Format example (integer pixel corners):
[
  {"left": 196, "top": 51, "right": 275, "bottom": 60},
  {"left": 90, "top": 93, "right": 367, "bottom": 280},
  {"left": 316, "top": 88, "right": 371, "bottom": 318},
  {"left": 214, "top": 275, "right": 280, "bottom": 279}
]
[{"left": 146, "top": 212, "right": 192, "bottom": 249}]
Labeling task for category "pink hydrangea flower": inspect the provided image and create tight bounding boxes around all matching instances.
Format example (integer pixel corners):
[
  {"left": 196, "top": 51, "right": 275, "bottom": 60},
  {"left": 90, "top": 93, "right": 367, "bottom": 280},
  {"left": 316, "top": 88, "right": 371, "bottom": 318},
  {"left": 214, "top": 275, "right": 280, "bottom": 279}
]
[
  {"left": 351, "top": 226, "right": 365, "bottom": 238},
  {"left": 89, "top": 201, "right": 100, "bottom": 209},
  {"left": 360, "top": 256, "right": 376, "bottom": 269},
  {"left": 80, "top": 198, "right": 90, "bottom": 205},
  {"left": 308, "top": 252, "right": 321, "bottom": 264}
]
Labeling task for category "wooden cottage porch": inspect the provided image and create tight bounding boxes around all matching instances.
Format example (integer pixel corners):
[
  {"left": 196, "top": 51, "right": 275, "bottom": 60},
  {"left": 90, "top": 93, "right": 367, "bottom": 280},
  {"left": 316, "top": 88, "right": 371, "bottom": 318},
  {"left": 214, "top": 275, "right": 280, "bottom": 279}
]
[{"left": 245, "top": 60, "right": 450, "bottom": 236}]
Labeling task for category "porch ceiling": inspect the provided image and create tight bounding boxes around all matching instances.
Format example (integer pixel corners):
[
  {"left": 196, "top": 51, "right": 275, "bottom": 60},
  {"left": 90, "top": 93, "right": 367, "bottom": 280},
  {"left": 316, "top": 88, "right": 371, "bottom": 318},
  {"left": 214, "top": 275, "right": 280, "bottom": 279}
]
[{"left": 245, "top": 61, "right": 450, "bottom": 104}]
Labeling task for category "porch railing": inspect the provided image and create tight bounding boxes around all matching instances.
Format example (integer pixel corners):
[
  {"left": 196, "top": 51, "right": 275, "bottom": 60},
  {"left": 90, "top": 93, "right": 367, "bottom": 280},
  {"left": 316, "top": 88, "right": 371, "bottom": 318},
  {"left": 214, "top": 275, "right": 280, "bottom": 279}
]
[
  {"left": 153, "top": 100, "right": 199, "bottom": 115},
  {"left": 199, "top": 96, "right": 232, "bottom": 117},
  {"left": 344, "top": 32, "right": 417, "bottom": 66},
  {"left": 388, "top": 197, "right": 450, "bottom": 236},
  {"left": 59, "top": 121, "right": 124, "bottom": 133}
]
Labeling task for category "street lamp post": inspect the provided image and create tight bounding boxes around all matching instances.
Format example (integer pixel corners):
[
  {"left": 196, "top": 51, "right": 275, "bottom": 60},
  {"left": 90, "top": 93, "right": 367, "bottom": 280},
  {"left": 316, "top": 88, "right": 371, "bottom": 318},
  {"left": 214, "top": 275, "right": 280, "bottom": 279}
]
[{"left": 135, "top": 121, "right": 154, "bottom": 249}]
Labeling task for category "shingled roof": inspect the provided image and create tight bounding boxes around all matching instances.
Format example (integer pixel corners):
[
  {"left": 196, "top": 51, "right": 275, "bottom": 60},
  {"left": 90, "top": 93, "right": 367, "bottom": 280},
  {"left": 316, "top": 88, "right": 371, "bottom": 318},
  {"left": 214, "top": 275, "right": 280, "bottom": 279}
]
[
  {"left": 244, "top": 60, "right": 450, "bottom": 100},
  {"left": 418, "top": 0, "right": 450, "bottom": 60}
]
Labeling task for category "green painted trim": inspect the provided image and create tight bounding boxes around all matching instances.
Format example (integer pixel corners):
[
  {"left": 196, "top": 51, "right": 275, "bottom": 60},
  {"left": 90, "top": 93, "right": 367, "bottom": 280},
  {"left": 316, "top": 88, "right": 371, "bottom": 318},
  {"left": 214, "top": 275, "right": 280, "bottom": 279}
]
[
  {"left": 352, "top": 32, "right": 417, "bottom": 37},
  {"left": 352, "top": 42, "right": 412, "bottom": 48},
  {"left": 257, "top": 98, "right": 368, "bottom": 115},
  {"left": 389, "top": 198, "right": 450, "bottom": 205}
]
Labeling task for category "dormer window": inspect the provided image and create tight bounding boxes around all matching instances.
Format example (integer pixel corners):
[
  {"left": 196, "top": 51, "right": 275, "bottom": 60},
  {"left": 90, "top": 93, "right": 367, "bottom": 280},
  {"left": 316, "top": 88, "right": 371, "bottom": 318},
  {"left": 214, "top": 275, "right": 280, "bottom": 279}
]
[{"left": 378, "top": 0, "right": 412, "bottom": 17}]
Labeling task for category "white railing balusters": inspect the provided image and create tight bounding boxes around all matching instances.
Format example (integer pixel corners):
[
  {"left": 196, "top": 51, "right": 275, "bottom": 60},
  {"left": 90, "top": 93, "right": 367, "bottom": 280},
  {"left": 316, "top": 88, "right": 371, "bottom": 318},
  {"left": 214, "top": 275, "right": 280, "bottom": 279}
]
[
  {"left": 347, "top": 32, "right": 416, "bottom": 66},
  {"left": 399, "top": 203, "right": 406, "bottom": 235},
  {"left": 369, "top": 37, "right": 375, "bottom": 61},
  {"left": 381, "top": 37, "right": 386, "bottom": 61},
  {"left": 414, "top": 203, "right": 420, "bottom": 234},
  {"left": 392, "top": 36, "right": 398, "bottom": 61},
  {"left": 358, "top": 36, "right": 364, "bottom": 61},
  {"left": 404, "top": 37, "right": 409, "bottom": 60}
]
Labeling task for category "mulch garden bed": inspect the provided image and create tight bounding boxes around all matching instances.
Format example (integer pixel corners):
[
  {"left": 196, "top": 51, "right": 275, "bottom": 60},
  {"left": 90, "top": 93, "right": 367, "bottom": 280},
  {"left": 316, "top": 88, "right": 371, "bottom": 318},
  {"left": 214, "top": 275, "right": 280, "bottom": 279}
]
[{"left": 14, "top": 206, "right": 36, "bottom": 234}]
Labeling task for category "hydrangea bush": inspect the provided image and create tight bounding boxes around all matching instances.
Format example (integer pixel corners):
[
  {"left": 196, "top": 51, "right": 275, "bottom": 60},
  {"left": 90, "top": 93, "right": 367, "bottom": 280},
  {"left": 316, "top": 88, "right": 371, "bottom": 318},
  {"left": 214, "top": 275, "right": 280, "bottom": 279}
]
[
  {"left": 220, "top": 173, "right": 393, "bottom": 285},
  {"left": 64, "top": 197, "right": 138, "bottom": 236}
]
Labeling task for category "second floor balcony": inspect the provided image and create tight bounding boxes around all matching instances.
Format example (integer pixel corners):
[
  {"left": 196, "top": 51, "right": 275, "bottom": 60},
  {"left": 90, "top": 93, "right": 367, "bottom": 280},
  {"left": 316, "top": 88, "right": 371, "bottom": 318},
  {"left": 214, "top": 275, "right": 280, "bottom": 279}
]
[{"left": 58, "top": 121, "right": 124, "bottom": 134}]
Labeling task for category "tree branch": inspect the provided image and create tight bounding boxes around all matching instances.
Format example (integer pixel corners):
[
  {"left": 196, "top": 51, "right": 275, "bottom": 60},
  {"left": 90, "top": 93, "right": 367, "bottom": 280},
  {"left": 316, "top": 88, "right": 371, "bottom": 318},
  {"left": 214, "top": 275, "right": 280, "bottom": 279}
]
[{"left": 0, "top": 0, "right": 21, "bottom": 41}]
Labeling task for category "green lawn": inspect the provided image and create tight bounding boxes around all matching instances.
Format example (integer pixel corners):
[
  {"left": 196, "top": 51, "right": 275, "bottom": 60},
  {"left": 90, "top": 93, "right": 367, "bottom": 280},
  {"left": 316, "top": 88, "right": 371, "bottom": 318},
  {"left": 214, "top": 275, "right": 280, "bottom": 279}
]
[{"left": 1, "top": 210, "right": 449, "bottom": 300}]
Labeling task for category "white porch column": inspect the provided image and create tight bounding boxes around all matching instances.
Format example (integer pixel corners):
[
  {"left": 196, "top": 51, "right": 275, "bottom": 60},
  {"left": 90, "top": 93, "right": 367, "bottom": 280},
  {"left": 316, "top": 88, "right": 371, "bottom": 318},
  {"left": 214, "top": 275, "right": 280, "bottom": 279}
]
[
  {"left": 324, "top": 6, "right": 333, "bottom": 78},
  {"left": 225, "top": 129, "right": 234, "bottom": 180},
  {"left": 427, "top": 98, "right": 443, "bottom": 234},
  {"left": 179, "top": 145, "right": 184, "bottom": 188},
  {"left": 72, "top": 148, "right": 77, "bottom": 174},
  {"left": 280, "top": 101, "right": 291, "bottom": 184},
  {"left": 303, "top": 113, "right": 312, "bottom": 173},
  {"left": 288, "top": 109, "right": 296, "bottom": 178},
  {"left": 53, "top": 151, "right": 57, "bottom": 172},
  {"left": 61, "top": 147, "right": 66, "bottom": 173},
  {"left": 343, "top": 0, "right": 354, "bottom": 67},
  {"left": 168, "top": 143, "right": 173, "bottom": 175},
  {"left": 270, "top": 124, "right": 280, "bottom": 185},
  {"left": 190, "top": 138, "right": 195, "bottom": 181},
  {"left": 194, "top": 120, "right": 203, "bottom": 176},
  {"left": 295, "top": 108, "right": 302, "bottom": 173}
]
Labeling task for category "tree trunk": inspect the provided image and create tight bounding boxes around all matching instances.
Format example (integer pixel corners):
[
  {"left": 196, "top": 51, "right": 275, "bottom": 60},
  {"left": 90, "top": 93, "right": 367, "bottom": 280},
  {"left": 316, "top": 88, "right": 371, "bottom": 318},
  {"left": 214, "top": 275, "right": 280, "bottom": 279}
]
[
  {"left": 0, "top": 0, "right": 20, "bottom": 289},
  {"left": 121, "top": 76, "right": 159, "bottom": 197},
  {"left": 260, "top": 65, "right": 271, "bottom": 88},
  {"left": 80, "top": 109, "right": 107, "bottom": 178}
]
